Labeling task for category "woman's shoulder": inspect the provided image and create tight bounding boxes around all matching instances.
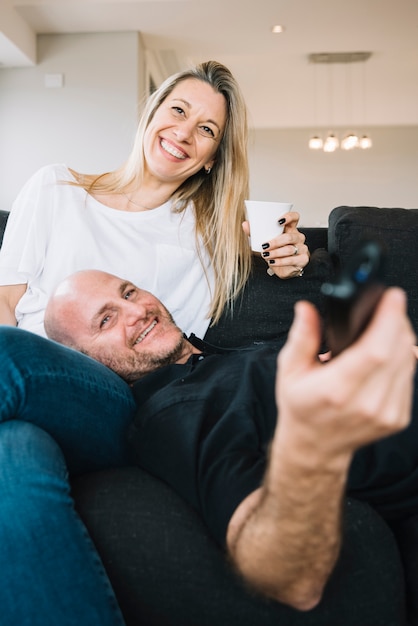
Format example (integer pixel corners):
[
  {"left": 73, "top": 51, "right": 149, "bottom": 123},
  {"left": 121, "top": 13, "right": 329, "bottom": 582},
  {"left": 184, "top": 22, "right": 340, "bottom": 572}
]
[
  {"left": 11, "top": 164, "right": 78, "bottom": 216},
  {"left": 17, "top": 164, "right": 75, "bottom": 197},
  {"left": 27, "top": 163, "right": 75, "bottom": 185}
]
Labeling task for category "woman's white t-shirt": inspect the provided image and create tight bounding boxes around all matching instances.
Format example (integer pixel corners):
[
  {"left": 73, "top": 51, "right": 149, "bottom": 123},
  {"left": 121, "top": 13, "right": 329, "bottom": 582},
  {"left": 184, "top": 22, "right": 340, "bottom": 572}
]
[{"left": 0, "top": 164, "right": 214, "bottom": 338}]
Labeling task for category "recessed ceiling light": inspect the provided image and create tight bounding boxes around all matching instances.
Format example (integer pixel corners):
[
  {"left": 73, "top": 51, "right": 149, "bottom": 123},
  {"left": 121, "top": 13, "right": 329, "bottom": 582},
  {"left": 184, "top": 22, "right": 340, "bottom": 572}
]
[{"left": 272, "top": 25, "right": 285, "bottom": 34}]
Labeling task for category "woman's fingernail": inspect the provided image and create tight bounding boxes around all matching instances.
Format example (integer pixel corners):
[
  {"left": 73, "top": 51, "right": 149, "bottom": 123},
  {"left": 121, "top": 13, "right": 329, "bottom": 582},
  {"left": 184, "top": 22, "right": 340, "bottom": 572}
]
[
  {"left": 261, "top": 243, "right": 269, "bottom": 250},
  {"left": 269, "top": 259, "right": 275, "bottom": 265},
  {"left": 262, "top": 251, "right": 270, "bottom": 257},
  {"left": 278, "top": 218, "right": 286, "bottom": 225}
]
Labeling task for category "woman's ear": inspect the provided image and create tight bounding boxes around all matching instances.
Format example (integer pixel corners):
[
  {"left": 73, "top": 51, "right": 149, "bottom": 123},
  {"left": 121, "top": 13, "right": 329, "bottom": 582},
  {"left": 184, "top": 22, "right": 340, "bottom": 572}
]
[{"left": 204, "top": 159, "right": 215, "bottom": 174}]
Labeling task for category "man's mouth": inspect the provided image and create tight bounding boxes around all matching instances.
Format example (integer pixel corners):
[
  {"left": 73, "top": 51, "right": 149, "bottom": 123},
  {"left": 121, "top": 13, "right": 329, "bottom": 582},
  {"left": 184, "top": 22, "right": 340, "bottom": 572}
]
[
  {"left": 134, "top": 320, "right": 157, "bottom": 345},
  {"left": 160, "top": 139, "right": 187, "bottom": 160}
]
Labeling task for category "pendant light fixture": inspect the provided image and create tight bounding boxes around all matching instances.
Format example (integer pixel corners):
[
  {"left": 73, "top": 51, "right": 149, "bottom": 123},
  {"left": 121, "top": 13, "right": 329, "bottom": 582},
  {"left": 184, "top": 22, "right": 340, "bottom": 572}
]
[
  {"left": 323, "top": 134, "right": 339, "bottom": 152},
  {"left": 308, "top": 61, "right": 323, "bottom": 149},
  {"left": 341, "top": 132, "right": 359, "bottom": 150},
  {"left": 358, "top": 59, "right": 372, "bottom": 149},
  {"left": 308, "top": 135, "right": 324, "bottom": 149},
  {"left": 341, "top": 61, "right": 359, "bottom": 150},
  {"left": 308, "top": 52, "right": 373, "bottom": 152},
  {"left": 359, "top": 135, "right": 372, "bottom": 149},
  {"left": 323, "top": 62, "right": 339, "bottom": 151}
]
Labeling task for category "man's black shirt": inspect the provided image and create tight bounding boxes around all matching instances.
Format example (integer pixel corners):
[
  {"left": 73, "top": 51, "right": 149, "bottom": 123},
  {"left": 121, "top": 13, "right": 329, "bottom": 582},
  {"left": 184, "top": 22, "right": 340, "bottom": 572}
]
[{"left": 128, "top": 339, "right": 418, "bottom": 547}]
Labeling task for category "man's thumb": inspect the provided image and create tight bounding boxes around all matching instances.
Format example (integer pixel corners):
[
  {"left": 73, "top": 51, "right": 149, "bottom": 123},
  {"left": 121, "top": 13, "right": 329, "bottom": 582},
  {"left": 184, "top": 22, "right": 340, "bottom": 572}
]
[{"left": 280, "top": 301, "right": 322, "bottom": 369}]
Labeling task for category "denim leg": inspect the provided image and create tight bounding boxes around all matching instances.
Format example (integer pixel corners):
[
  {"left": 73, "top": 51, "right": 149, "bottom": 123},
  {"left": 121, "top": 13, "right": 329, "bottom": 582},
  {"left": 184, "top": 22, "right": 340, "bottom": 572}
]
[
  {"left": 0, "top": 326, "right": 136, "bottom": 475},
  {"left": 0, "top": 421, "right": 126, "bottom": 626}
]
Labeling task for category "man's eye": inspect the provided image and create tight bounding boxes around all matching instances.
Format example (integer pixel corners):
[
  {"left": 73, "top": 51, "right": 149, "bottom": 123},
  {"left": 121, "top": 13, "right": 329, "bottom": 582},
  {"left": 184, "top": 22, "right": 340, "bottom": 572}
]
[
  {"left": 100, "top": 315, "right": 111, "bottom": 328},
  {"left": 124, "top": 289, "right": 136, "bottom": 300}
]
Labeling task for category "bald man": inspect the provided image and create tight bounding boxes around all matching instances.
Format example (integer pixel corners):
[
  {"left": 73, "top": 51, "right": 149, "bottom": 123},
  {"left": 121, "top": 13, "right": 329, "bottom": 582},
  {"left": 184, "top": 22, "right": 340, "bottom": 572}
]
[{"left": 43, "top": 268, "right": 418, "bottom": 611}]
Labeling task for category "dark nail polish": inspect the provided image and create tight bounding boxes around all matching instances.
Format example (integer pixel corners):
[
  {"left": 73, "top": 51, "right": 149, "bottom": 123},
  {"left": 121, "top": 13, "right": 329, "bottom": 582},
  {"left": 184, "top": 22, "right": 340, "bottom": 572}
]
[
  {"left": 278, "top": 218, "right": 286, "bottom": 225},
  {"left": 269, "top": 259, "right": 275, "bottom": 265},
  {"left": 262, "top": 251, "right": 270, "bottom": 257},
  {"left": 261, "top": 243, "right": 269, "bottom": 250}
]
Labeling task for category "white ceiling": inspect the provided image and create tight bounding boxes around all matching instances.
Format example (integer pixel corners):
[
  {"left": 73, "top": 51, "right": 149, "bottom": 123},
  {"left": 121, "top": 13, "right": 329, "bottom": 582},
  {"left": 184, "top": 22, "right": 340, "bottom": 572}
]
[{"left": 1, "top": 0, "right": 418, "bottom": 129}]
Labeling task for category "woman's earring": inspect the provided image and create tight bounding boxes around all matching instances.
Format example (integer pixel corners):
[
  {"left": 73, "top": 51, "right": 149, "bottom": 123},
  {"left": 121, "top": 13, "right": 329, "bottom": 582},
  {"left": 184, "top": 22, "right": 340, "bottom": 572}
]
[{"left": 206, "top": 167, "right": 212, "bottom": 174}]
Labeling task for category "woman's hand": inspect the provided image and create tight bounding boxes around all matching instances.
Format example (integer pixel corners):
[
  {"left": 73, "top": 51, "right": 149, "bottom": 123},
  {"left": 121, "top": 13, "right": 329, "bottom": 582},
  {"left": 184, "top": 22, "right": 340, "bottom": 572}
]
[
  {"left": 243, "top": 212, "right": 310, "bottom": 279},
  {"left": 0, "top": 284, "right": 27, "bottom": 326}
]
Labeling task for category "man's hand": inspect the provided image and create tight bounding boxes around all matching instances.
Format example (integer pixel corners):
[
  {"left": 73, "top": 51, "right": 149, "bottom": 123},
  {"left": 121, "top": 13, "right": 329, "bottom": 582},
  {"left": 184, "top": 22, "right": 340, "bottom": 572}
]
[
  {"left": 227, "top": 289, "right": 416, "bottom": 611},
  {"left": 277, "top": 288, "right": 416, "bottom": 462}
]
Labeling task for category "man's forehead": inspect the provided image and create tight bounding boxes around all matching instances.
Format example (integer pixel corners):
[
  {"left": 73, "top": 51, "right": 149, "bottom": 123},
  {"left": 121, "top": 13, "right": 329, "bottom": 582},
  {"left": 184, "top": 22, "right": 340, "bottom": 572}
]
[{"left": 76, "top": 272, "right": 130, "bottom": 296}]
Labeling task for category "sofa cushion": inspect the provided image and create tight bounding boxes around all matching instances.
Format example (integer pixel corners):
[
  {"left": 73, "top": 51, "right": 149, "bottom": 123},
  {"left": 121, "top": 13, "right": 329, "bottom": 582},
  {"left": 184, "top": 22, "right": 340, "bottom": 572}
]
[
  {"left": 72, "top": 467, "right": 406, "bottom": 626},
  {"left": 204, "top": 247, "right": 332, "bottom": 349},
  {"left": 328, "top": 206, "right": 418, "bottom": 336}
]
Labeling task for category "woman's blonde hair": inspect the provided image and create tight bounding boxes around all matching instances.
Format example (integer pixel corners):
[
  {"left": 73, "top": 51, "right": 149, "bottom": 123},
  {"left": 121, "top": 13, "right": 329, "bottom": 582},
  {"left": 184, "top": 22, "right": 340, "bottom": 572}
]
[{"left": 75, "top": 60, "right": 251, "bottom": 324}]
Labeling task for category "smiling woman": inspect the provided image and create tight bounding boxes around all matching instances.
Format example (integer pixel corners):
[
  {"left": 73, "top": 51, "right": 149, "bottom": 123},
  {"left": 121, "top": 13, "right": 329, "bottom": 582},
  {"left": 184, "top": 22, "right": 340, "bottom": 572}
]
[
  {"left": 0, "top": 60, "right": 309, "bottom": 342},
  {"left": 0, "top": 64, "right": 308, "bottom": 622}
]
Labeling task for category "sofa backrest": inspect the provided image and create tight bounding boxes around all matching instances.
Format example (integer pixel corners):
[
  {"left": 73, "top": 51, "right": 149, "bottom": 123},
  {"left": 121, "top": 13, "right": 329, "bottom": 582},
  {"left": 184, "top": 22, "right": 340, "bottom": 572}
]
[
  {"left": 301, "top": 227, "right": 327, "bottom": 253},
  {"left": 0, "top": 210, "right": 9, "bottom": 247},
  {"left": 329, "top": 205, "right": 418, "bottom": 336}
]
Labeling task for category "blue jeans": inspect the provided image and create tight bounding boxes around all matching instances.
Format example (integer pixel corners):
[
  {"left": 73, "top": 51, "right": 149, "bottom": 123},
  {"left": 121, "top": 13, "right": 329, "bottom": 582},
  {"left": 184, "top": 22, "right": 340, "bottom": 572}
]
[{"left": 0, "top": 326, "right": 137, "bottom": 625}]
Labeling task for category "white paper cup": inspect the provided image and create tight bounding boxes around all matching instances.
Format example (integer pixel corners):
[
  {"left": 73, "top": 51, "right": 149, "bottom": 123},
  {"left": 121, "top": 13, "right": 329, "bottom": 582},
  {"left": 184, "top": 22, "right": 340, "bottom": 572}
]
[{"left": 245, "top": 200, "right": 293, "bottom": 252}]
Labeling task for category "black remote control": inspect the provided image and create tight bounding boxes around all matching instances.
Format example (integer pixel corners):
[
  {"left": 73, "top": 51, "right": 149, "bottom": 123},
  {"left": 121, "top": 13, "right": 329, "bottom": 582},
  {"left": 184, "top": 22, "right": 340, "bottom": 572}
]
[{"left": 321, "top": 241, "right": 386, "bottom": 356}]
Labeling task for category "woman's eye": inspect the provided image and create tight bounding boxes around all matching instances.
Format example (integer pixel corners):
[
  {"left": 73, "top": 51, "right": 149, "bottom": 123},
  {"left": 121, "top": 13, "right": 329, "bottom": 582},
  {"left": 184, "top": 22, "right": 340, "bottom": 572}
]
[
  {"left": 200, "top": 125, "right": 215, "bottom": 137},
  {"left": 172, "top": 106, "right": 185, "bottom": 116}
]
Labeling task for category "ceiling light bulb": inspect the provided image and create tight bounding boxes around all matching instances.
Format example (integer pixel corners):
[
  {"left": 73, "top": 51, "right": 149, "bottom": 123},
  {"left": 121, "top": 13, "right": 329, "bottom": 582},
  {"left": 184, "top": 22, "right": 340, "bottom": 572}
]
[
  {"left": 359, "top": 135, "right": 372, "bottom": 149},
  {"left": 323, "top": 134, "right": 339, "bottom": 152},
  {"left": 308, "top": 135, "right": 323, "bottom": 150},
  {"left": 341, "top": 133, "right": 359, "bottom": 150},
  {"left": 272, "top": 25, "right": 285, "bottom": 33}
]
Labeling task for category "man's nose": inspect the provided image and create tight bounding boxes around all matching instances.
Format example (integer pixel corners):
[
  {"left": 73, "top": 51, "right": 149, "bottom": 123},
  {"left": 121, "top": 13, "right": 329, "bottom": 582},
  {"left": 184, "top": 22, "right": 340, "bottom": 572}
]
[{"left": 123, "top": 303, "right": 146, "bottom": 325}]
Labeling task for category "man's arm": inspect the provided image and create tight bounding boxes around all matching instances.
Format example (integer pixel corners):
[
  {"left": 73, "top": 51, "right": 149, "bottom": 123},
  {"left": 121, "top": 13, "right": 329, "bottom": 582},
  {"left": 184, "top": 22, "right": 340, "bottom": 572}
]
[
  {"left": 227, "top": 459, "right": 344, "bottom": 611},
  {"left": 0, "top": 284, "right": 26, "bottom": 325},
  {"left": 227, "top": 289, "right": 416, "bottom": 611}
]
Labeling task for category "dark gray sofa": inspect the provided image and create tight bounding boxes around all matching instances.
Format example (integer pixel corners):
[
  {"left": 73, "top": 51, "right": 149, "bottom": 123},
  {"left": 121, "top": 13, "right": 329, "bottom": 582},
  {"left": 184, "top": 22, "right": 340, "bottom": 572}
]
[{"left": 1, "top": 206, "right": 417, "bottom": 626}]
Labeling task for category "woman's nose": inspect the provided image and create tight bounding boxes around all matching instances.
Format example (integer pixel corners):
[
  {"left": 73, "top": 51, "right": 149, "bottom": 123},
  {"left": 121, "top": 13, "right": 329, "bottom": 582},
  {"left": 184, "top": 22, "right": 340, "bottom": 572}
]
[{"left": 173, "top": 121, "right": 193, "bottom": 142}]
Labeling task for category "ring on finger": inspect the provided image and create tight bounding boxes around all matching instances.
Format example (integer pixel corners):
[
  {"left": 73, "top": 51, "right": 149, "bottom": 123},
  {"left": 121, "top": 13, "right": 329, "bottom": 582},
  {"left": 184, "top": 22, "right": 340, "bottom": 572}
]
[{"left": 293, "top": 245, "right": 298, "bottom": 256}]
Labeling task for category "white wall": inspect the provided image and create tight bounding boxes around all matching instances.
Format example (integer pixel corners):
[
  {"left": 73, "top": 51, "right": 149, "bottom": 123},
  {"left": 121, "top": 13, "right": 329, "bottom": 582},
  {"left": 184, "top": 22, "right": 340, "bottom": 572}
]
[
  {"left": 0, "top": 33, "right": 417, "bottom": 225},
  {"left": 0, "top": 32, "right": 146, "bottom": 211},
  {"left": 248, "top": 127, "right": 418, "bottom": 226}
]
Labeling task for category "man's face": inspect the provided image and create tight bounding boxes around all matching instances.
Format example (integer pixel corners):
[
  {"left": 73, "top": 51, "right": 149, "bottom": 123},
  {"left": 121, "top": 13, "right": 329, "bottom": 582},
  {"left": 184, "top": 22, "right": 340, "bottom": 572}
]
[{"left": 59, "top": 272, "right": 186, "bottom": 382}]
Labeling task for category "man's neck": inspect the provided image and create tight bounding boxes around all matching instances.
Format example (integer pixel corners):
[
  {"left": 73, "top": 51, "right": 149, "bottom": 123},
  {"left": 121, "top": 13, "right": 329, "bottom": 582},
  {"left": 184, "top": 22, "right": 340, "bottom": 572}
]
[{"left": 175, "top": 338, "right": 202, "bottom": 364}]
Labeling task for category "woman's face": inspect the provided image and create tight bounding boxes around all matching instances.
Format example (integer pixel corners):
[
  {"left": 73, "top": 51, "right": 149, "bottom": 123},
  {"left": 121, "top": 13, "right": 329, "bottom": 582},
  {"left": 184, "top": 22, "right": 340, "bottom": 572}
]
[{"left": 143, "top": 78, "right": 227, "bottom": 185}]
